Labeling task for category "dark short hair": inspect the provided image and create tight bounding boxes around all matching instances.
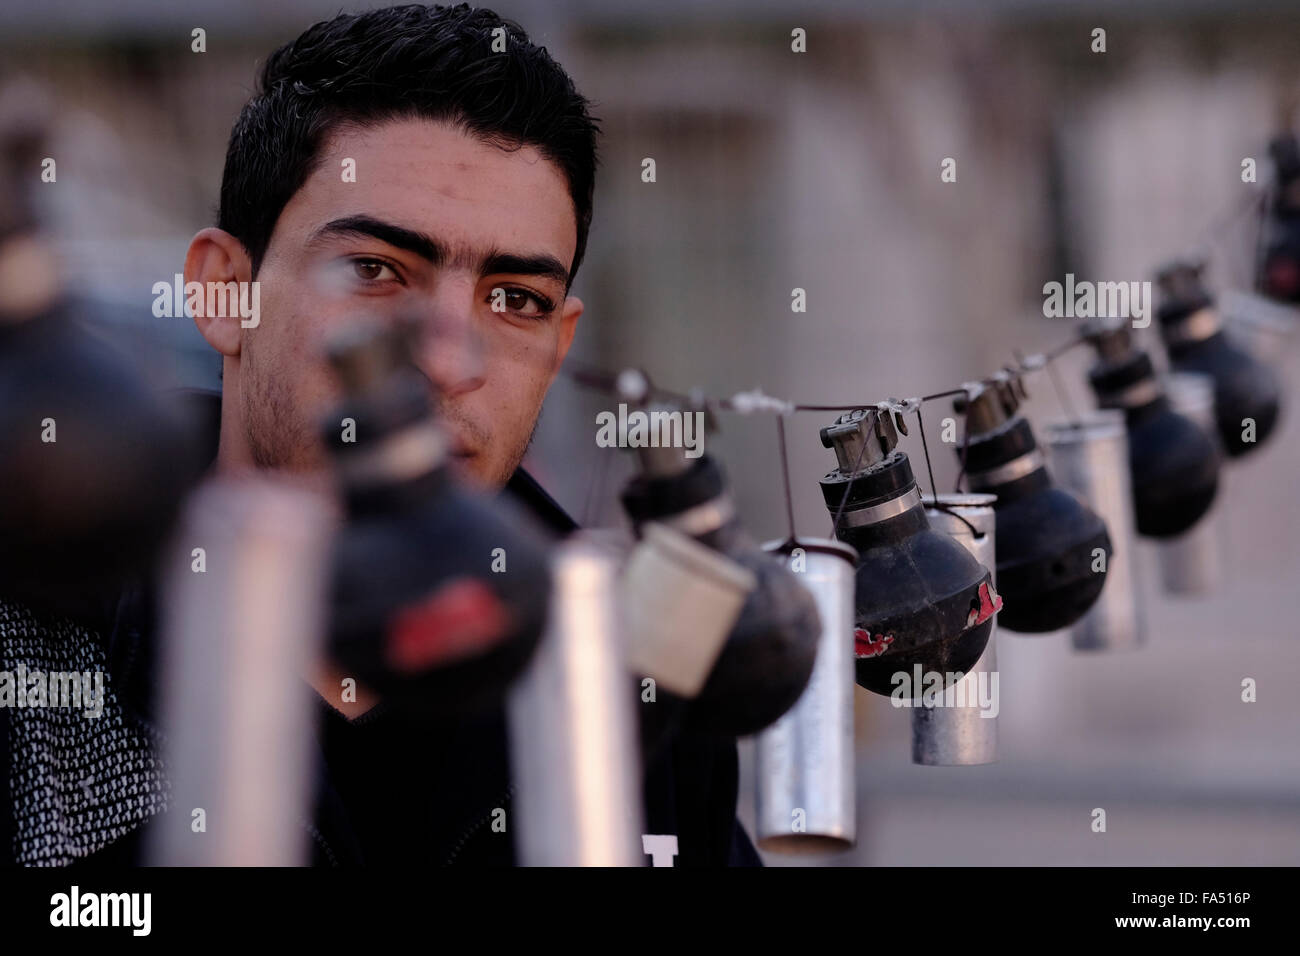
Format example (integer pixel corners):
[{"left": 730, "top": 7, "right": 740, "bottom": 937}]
[{"left": 217, "top": 3, "right": 600, "bottom": 288}]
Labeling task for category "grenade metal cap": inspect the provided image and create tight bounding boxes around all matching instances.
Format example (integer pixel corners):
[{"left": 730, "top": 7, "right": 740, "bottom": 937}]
[
  {"left": 954, "top": 372, "right": 1027, "bottom": 437},
  {"left": 1080, "top": 317, "right": 1135, "bottom": 362},
  {"left": 612, "top": 369, "right": 717, "bottom": 478},
  {"left": 1081, "top": 318, "right": 1164, "bottom": 410},
  {"left": 1155, "top": 259, "right": 1215, "bottom": 319},
  {"left": 820, "top": 407, "right": 899, "bottom": 476}
]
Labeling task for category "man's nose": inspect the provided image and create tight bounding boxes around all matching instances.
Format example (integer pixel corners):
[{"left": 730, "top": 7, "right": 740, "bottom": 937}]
[{"left": 412, "top": 282, "right": 486, "bottom": 398}]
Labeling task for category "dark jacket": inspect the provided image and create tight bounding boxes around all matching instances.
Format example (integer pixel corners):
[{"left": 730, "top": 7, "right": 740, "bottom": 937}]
[{"left": 4, "top": 390, "right": 761, "bottom": 867}]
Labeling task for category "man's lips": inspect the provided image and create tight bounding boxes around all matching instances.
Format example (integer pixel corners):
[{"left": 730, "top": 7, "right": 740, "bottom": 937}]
[
  {"left": 439, "top": 419, "right": 480, "bottom": 463},
  {"left": 443, "top": 432, "right": 474, "bottom": 459}
]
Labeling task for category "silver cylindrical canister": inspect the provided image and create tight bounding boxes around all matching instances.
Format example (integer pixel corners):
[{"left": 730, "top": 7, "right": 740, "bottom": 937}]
[
  {"left": 1045, "top": 412, "right": 1145, "bottom": 652},
  {"left": 913, "top": 494, "right": 999, "bottom": 765},
  {"left": 1157, "top": 372, "right": 1222, "bottom": 595},
  {"left": 509, "top": 535, "right": 644, "bottom": 866},
  {"left": 753, "top": 538, "right": 857, "bottom": 853},
  {"left": 150, "top": 477, "right": 334, "bottom": 865}
]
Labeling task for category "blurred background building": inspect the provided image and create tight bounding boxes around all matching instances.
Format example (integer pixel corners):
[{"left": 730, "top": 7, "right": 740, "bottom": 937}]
[{"left": 4, "top": 0, "right": 1298, "bottom": 864}]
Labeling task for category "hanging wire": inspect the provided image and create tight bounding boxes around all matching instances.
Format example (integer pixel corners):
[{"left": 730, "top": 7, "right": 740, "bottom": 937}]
[
  {"left": 1015, "top": 345, "right": 1080, "bottom": 425},
  {"left": 559, "top": 325, "right": 1091, "bottom": 540},
  {"left": 914, "top": 406, "right": 939, "bottom": 505},
  {"left": 563, "top": 331, "right": 1088, "bottom": 425},
  {"left": 791, "top": 402, "right": 883, "bottom": 411},
  {"left": 953, "top": 398, "right": 973, "bottom": 493},
  {"left": 920, "top": 386, "right": 970, "bottom": 403},
  {"left": 554, "top": 256, "right": 1187, "bottom": 521},
  {"left": 1046, "top": 332, "right": 1086, "bottom": 362},
  {"left": 912, "top": 402, "right": 984, "bottom": 536},
  {"left": 929, "top": 500, "right": 982, "bottom": 538},
  {"left": 775, "top": 414, "right": 798, "bottom": 548},
  {"left": 1043, "top": 356, "right": 1079, "bottom": 424}
]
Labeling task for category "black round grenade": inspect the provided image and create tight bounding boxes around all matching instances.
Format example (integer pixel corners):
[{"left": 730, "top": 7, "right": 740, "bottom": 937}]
[
  {"left": 1155, "top": 261, "right": 1282, "bottom": 457},
  {"left": 0, "top": 300, "right": 207, "bottom": 618},
  {"left": 957, "top": 379, "right": 1110, "bottom": 634},
  {"left": 0, "top": 117, "right": 205, "bottom": 619},
  {"left": 1082, "top": 322, "right": 1220, "bottom": 538},
  {"left": 621, "top": 448, "right": 820, "bottom": 737},
  {"left": 323, "top": 325, "right": 551, "bottom": 719},
  {"left": 819, "top": 408, "right": 996, "bottom": 697}
]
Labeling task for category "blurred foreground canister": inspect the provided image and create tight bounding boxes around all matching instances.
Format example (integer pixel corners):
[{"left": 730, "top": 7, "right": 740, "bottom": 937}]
[
  {"left": 1045, "top": 413, "right": 1145, "bottom": 652},
  {"left": 151, "top": 478, "right": 333, "bottom": 865},
  {"left": 753, "top": 538, "right": 856, "bottom": 853},
  {"left": 1158, "top": 373, "right": 1222, "bottom": 595},
  {"left": 508, "top": 536, "right": 644, "bottom": 866},
  {"left": 914, "top": 494, "right": 999, "bottom": 766}
]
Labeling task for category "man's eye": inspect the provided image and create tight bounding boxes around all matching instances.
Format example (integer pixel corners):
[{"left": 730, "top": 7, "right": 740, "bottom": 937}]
[
  {"left": 493, "top": 287, "right": 555, "bottom": 317},
  {"left": 351, "top": 259, "right": 398, "bottom": 282}
]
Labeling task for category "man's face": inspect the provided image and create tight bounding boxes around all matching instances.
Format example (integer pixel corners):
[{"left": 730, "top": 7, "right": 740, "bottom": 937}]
[{"left": 234, "top": 117, "right": 582, "bottom": 488}]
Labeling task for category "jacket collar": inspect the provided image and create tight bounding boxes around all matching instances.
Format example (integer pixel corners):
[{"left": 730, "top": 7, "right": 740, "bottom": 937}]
[{"left": 503, "top": 467, "right": 578, "bottom": 536}]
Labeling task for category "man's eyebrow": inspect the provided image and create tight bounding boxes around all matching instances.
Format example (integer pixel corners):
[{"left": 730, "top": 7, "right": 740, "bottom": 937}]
[
  {"left": 310, "top": 215, "right": 443, "bottom": 263},
  {"left": 309, "top": 215, "right": 571, "bottom": 286},
  {"left": 481, "top": 252, "right": 571, "bottom": 287}
]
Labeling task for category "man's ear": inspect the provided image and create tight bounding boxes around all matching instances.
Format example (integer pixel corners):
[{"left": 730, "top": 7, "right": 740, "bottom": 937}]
[
  {"left": 552, "top": 293, "right": 583, "bottom": 377},
  {"left": 184, "top": 227, "right": 253, "bottom": 358}
]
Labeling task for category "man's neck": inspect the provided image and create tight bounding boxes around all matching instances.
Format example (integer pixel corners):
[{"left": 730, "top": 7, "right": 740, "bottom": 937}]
[
  {"left": 212, "top": 381, "right": 380, "bottom": 718},
  {"left": 311, "top": 658, "right": 383, "bottom": 720}
]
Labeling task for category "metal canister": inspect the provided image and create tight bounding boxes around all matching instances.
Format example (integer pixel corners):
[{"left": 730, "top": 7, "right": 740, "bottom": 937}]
[
  {"left": 150, "top": 477, "right": 333, "bottom": 865},
  {"left": 1045, "top": 412, "right": 1145, "bottom": 652},
  {"left": 753, "top": 538, "right": 857, "bottom": 853},
  {"left": 508, "top": 535, "right": 644, "bottom": 866},
  {"left": 914, "top": 493, "right": 999, "bottom": 765},
  {"left": 1157, "top": 372, "right": 1222, "bottom": 595}
]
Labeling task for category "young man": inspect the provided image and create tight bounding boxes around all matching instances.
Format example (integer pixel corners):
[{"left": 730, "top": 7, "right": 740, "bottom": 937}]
[{"left": 1, "top": 4, "right": 760, "bottom": 866}]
